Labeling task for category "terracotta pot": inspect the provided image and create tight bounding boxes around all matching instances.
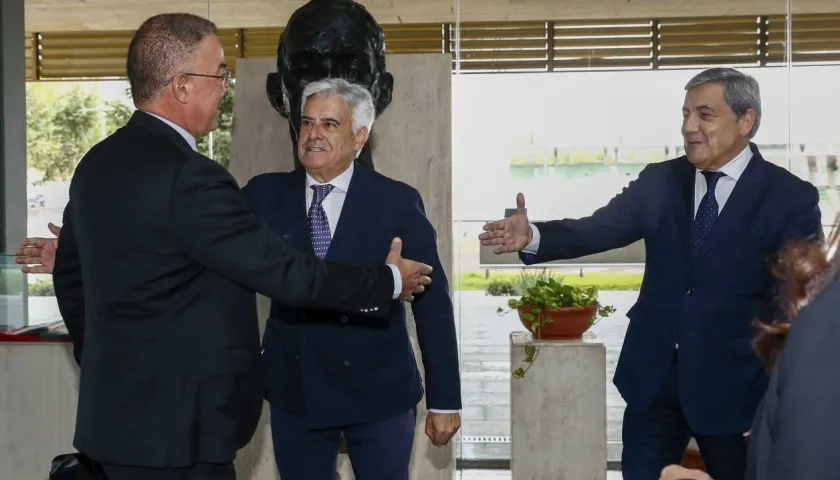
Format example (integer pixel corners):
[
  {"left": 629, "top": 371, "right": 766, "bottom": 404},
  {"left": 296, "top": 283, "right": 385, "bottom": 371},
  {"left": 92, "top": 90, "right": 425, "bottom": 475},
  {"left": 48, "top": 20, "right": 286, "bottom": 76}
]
[{"left": 516, "top": 304, "right": 598, "bottom": 340}]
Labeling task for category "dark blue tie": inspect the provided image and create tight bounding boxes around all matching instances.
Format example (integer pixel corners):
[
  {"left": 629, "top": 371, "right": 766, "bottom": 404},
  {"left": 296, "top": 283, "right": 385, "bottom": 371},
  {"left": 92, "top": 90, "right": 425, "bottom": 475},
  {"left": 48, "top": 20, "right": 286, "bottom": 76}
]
[
  {"left": 308, "top": 184, "right": 334, "bottom": 258},
  {"left": 692, "top": 171, "right": 725, "bottom": 255}
]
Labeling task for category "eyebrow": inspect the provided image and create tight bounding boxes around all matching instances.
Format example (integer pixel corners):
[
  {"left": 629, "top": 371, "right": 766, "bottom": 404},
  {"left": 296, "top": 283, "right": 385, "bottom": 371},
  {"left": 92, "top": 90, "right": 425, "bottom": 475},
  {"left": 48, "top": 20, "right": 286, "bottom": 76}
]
[
  {"left": 218, "top": 62, "right": 227, "bottom": 71},
  {"left": 300, "top": 115, "right": 341, "bottom": 125},
  {"left": 683, "top": 104, "right": 716, "bottom": 113}
]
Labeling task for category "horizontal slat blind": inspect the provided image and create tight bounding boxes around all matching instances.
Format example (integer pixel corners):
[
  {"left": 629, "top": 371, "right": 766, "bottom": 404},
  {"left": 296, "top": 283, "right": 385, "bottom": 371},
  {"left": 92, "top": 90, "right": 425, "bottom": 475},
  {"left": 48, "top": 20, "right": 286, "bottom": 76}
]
[
  {"left": 767, "top": 14, "right": 840, "bottom": 64},
  {"left": 25, "top": 33, "right": 37, "bottom": 80},
  {"left": 382, "top": 24, "right": 444, "bottom": 53},
  {"left": 451, "top": 21, "right": 549, "bottom": 72},
  {"left": 242, "top": 28, "right": 282, "bottom": 58},
  {"left": 657, "top": 16, "right": 762, "bottom": 68},
  {"left": 23, "top": 14, "right": 840, "bottom": 80},
  {"left": 38, "top": 30, "right": 133, "bottom": 79},
  {"left": 553, "top": 19, "right": 653, "bottom": 70}
]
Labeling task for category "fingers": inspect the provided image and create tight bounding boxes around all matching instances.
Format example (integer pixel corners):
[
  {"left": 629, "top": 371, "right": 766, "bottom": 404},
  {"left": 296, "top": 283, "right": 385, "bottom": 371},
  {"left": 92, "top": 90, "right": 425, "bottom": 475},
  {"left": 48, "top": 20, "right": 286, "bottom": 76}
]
[
  {"left": 16, "top": 254, "right": 46, "bottom": 265},
  {"left": 18, "top": 237, "right": 48, "bottom": 248},
  {"left": 478, "top": 229, "right": 505, "bottom": 243},
  {"left": 493, "top": 244, "right": 521, "bottom": 255},
  {"left": 389, "top": 237, "right": 403, "bottom": 256},
  {"left": 21, "top": 265, "right": 50, "bottom": 274},
  {"left": 516, "top": 192, "right": 526, "bottom": 214},
  {"left": 480, "top": 219, "right": 506, "bottom": 233},
  {"left": 47, "top": 222, "right": 61, "bottom": 236}
]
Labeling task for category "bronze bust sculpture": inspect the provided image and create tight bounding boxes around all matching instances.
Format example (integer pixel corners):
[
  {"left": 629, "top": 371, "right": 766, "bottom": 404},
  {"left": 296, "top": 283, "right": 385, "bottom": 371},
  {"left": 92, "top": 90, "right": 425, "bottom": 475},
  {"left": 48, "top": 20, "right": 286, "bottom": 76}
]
[{"left": 266, "top": 0, "right": 394, "bottom": 170}]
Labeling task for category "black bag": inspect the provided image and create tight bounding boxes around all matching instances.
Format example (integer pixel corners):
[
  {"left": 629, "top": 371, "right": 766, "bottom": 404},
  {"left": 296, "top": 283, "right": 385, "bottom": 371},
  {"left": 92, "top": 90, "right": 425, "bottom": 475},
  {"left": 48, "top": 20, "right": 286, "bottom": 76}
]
[{"left": 49, "top": 453, "right": 108, "bottom": 480}]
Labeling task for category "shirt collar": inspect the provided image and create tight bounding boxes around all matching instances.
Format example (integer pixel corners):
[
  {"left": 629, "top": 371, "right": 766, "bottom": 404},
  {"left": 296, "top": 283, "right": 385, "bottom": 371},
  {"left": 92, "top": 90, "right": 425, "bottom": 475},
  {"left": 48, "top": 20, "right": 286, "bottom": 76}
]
[
  {"left": 305, "top": 161, "right": 354, "bottom": 194},
  {"left": 141, "top": 111, "right": 198, "bottom": 152},
  {"left": 699, "top": 144, "right": 753, "bottom": 181}
]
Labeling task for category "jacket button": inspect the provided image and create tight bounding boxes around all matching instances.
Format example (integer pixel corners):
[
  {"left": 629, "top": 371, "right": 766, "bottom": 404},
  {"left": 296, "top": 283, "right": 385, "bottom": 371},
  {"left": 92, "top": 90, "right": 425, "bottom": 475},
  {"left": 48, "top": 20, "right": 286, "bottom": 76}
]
[
  {"left": 685, "top": 288, "right": 695, "bottom": 295},
  {"left": 340, "top": 316, "right": 348, "bottom": 324},
  {"left": 344, "top": 360, "right": 351, "bottom": 366}
]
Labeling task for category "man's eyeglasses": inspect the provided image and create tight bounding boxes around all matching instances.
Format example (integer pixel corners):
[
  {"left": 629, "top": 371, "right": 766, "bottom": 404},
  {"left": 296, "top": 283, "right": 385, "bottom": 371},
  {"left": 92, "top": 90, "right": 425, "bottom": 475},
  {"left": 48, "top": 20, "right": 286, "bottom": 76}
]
[{"left": 163, "top": 70, "right": 232, "bottom": 88}]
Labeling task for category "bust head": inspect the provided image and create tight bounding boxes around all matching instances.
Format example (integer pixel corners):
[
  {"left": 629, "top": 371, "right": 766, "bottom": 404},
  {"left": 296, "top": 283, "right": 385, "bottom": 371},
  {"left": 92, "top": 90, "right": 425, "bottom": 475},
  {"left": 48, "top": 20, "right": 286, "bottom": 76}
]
[{"left": 266, "top": 0, "right": 394, "bottom": 169}]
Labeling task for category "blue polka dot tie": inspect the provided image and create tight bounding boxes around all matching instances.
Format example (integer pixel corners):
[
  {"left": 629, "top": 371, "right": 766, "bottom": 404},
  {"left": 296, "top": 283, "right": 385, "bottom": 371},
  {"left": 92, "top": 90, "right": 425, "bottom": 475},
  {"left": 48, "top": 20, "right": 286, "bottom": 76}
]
[
  {"left": 692, "top": 171, "right": 725, "bottom": 256},
  {"left": 308, "top": 184, "right": 334, "bottom": 258}
]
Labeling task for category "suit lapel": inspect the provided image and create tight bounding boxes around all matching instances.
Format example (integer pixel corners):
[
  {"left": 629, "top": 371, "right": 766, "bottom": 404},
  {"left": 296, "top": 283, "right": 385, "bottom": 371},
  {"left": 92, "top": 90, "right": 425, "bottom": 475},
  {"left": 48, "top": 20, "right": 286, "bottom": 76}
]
[
  {"left": 692, "top": 147, "right": 768, "bottom": 263},
  {"left": 285, "top": 169, "right": 315, "bottom": 256},
  {"left": 674, "top": 158, "right": 697, "bottom": 263},
  {"left": 325, "top": 164, "right": 371, "bottom": 262}
]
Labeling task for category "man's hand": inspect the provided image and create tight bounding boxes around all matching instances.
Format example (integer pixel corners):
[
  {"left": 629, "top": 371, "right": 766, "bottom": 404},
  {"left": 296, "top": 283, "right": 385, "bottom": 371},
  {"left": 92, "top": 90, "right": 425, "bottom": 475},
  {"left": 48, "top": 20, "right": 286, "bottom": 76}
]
[
  {"left": 478, "top": 193, "right": 533, "bottom": 254},
  {"left": 425, "top": 412, "right": 461, "bottom": 446},
  {"left": 385, "top": 237, "right": 432, "bottom": 302},
  {"left": 658, "top": 465, "right": 711, "bottom": 480},
  {"left": 15, "top": 222, "right": 61, "bottom": 274}
]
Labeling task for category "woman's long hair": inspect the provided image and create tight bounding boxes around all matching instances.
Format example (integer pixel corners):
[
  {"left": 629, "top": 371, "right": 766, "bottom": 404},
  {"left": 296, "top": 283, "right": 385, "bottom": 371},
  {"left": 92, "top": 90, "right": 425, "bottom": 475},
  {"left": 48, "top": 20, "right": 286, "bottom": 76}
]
[{"left": 754, "top": 215, "right": 840, "bottom": 370}]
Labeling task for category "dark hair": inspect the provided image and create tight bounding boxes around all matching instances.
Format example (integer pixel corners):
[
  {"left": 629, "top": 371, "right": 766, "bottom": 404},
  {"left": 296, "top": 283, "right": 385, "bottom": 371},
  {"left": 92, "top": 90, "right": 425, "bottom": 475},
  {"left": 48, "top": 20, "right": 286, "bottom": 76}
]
[
  {"left": 126, "top": 13, "right": 217, "bottom": 105},
  {"left": 754, "top": 221, "right": 835, "bottom": 370}
]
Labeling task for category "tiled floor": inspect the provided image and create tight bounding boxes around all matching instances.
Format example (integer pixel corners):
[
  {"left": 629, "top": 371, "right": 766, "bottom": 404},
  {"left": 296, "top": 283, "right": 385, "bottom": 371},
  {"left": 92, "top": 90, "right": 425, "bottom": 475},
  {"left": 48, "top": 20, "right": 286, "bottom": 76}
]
[{"left": 457, "top": 469, "right": 624, "bottom": 479}]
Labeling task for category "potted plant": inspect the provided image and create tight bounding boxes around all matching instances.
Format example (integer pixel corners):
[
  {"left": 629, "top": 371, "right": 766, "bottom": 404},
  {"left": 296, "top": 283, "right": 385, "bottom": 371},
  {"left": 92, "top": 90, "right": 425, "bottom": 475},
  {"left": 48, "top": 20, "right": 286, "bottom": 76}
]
[{"left": 498, "top": 277, "right": 616, "bottom": 378}]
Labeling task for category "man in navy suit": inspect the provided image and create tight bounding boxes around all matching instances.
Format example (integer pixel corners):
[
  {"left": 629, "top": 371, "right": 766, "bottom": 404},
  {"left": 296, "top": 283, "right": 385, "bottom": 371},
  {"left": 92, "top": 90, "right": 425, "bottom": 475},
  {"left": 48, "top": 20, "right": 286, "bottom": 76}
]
[
  {"left": 241, "top": 78, "right": 462, "bottom": 480},
  {"left": 479, "top": 67, "right": 822, "bottom": 480}
]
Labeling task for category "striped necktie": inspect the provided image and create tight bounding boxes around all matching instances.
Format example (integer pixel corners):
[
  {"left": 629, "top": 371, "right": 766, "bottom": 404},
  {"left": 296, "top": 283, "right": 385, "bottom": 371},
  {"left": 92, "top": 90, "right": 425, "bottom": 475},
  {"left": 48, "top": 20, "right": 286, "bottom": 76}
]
[{"left": 308, "top": 184, "right": 335, "bottom": 258}]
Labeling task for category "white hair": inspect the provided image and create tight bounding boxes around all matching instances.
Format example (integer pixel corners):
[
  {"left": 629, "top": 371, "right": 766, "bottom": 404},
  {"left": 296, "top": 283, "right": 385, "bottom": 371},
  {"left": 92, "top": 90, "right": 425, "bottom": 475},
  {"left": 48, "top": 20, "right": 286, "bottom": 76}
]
[{"left": 300, "top": 78, "right": 375, "bottom": 135}]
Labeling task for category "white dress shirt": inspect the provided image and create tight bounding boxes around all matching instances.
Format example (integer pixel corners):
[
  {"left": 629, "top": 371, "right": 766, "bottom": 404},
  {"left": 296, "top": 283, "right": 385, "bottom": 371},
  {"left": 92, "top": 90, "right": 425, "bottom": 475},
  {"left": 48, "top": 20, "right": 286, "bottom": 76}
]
[
  {"left": 143, "top": 111, "right": 198, "bottom": 151},
  {"left": 306, "top": 162, "right": 456, "bottom": 414},
  {"left": 524, "top": 145, "right": 754, "bottom": 253}
]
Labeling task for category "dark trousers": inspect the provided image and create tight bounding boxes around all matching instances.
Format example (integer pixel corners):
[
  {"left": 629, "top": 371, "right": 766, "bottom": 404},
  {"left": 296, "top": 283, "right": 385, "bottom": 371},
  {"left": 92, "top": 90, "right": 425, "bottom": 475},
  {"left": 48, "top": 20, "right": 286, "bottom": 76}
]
[
  {"left": 270, "top": 405, "right": 416, "bottom": 480},
  {"left": 621, "top": 352, "right": 748, "bottom": 480},
  {"left": 100, "top": 463, "right": 234, "bottom": 480}
]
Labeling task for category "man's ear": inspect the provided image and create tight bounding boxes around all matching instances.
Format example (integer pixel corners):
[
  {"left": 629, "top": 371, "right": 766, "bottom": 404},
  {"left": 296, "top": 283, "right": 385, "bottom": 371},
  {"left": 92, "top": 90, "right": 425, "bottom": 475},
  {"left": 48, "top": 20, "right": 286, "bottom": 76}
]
[
  {"left": 354, "top": 126, "right": 370, "bottom": 152},
  {"left": 373, "top": 72, "right": 393, "bottom": 116},
  {"left": 171, "top": 75, "right": 192, "bottom": 105}
]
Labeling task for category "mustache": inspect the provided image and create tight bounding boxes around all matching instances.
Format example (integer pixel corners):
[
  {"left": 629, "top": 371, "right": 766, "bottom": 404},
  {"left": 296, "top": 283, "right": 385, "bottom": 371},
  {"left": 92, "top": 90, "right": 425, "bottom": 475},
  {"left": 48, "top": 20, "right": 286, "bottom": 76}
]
[{"left": 303, "top": 141, "right": 329, "bottom": 150}]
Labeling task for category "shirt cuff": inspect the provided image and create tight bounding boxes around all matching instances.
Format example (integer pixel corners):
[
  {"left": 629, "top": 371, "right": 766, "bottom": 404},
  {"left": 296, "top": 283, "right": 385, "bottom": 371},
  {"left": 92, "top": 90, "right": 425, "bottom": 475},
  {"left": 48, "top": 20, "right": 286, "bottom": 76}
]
[
  {"left": 388, "top": 264, "right": 401, "bottom": 300},
  {"left": 429, "top": 409, "right": 460, "bottom": 414},
  {"left": 522, "top": 223, "right": 541, "bottom": 254}
]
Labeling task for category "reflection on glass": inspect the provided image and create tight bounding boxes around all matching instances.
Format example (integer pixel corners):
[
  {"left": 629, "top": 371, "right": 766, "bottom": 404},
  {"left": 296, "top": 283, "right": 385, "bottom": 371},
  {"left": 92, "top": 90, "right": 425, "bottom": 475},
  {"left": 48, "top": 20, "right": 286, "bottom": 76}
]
[{"left": 0, "top": 254, "right": 29, "bottom": 331}]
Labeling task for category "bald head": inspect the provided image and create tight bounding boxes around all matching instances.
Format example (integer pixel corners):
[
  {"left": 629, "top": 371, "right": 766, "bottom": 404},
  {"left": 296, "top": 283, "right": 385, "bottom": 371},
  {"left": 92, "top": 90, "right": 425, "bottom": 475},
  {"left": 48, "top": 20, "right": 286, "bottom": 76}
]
[{"left": 127, "top": 13, "right": 217, "bottom": 105}]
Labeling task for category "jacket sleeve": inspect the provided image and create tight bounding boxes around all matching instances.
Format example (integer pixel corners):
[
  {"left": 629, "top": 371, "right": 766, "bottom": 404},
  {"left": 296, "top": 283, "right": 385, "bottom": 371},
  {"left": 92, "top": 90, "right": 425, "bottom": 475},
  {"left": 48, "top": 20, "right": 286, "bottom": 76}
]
[
  {"left": 52, "top": 200, "right": 85, "bottom": 365},
  {"left": 170, "top": 155, "right": 395, "bottom": 317}
]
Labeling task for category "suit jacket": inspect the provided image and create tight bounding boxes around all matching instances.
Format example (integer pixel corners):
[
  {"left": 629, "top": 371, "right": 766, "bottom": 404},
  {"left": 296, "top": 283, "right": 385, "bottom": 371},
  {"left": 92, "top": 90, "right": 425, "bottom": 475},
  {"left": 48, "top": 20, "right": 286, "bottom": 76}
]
[
  {"left": 520, "top": 143, "right": 821, "bottom": 435},
  {"left": 52, "top": 111, "right": 396, "bottom": 469},
  {"left": 746, "top": 276, "right": 840, "bottom": 480},
  {"left": 242, "top": 163, "right": 462, "bottom": 429}
]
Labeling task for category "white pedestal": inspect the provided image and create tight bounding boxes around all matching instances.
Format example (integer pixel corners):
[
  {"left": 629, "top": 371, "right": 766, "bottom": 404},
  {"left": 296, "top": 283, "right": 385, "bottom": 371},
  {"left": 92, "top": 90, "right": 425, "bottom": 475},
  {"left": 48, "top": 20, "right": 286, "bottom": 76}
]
[
  {"left": 510, "top": 331, "right": 607, "bottom": 480},
  {"left": 0, "top": 342, "right": 79, "bottom": 479}
]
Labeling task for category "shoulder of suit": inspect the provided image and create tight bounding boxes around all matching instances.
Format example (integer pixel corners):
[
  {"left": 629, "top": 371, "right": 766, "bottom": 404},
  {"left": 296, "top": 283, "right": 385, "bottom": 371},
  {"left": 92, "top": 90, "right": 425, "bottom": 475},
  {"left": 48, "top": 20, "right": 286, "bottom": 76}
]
[
  {"left": 243, "top": 170, "right": 293, "bottom": 191},
  {"left": 358, "top": 164, "right": 420, "bottom": 199}
]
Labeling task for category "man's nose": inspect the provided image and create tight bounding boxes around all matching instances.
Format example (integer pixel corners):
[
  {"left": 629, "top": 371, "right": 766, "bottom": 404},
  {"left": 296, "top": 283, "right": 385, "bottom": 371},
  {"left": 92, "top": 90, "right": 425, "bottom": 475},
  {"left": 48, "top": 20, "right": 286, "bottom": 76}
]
[{"left": 682, "top": 115, "right": 699, "bottom": 134}]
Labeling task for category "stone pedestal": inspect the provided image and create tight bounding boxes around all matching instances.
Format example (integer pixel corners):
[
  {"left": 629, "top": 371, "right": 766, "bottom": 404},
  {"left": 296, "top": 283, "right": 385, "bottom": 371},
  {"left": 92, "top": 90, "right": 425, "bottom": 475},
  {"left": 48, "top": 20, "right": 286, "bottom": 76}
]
[
  {"left": 0, "top": 342, "right": 79, "bottom": 479},
  {"left": 510, "top": 331, "right": 607, "bottom": 480}
]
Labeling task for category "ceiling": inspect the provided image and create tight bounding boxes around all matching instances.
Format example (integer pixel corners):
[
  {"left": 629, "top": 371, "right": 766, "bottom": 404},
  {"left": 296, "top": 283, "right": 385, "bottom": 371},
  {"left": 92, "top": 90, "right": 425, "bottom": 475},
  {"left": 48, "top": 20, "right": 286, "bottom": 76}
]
[{"left": 24, "top": 0, "right": 840, "bottom": 32}]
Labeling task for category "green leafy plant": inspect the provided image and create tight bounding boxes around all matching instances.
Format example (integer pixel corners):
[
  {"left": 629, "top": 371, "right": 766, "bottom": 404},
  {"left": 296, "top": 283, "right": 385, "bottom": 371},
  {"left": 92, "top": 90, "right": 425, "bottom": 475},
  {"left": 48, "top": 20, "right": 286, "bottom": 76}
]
[
  {"left": 498, "top": 277, "right": 616, "bottom": 378},
  {"left": 485, "top": 278, "right": 516, "bottom": 296},
  {"left": 512, "top": 268, "right": 561, "bottom": 295}
]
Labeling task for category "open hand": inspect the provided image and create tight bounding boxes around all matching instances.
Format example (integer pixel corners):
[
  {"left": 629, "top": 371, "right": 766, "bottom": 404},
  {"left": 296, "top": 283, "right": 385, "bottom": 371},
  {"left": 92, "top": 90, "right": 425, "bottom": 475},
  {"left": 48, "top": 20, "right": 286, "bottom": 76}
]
[
  {"left": 385, "top": 237, "right": 432, "bottom": 302},
  {"left": 658, "top": 465, "right": 711, "bottom": 480},
  {"left": 425, "top": 412, "right": 461, "bottom": 446},
  {"left": 15, "top": 222, "right": 61, "bottom": 274},
  {"left": 478, "top": 193, "right": 532, "bottom": 254}
]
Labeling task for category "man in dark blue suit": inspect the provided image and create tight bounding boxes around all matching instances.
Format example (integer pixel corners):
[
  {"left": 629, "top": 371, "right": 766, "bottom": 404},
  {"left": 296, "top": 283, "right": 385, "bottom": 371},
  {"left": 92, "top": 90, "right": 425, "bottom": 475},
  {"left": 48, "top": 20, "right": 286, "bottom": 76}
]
[
  {"left": 241, "top": 78, "right": 462, "bottom": 480},
  {"left": 479, "top": 67, "right": 822, "bottom": 480}
]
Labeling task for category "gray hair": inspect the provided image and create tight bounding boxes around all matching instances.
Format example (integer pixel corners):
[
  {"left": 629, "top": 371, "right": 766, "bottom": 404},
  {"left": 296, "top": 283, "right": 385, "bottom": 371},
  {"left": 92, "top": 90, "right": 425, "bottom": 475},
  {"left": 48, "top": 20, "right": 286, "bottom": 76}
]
[
  {"left": 300, "top": 78, "right": 375, "bottom": 135},
  {"left": 127, "top": 13, "right": 217, "bottom": 105},
  {"left": 685, "top": 67, "right": 762, "bottom": 138}
]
